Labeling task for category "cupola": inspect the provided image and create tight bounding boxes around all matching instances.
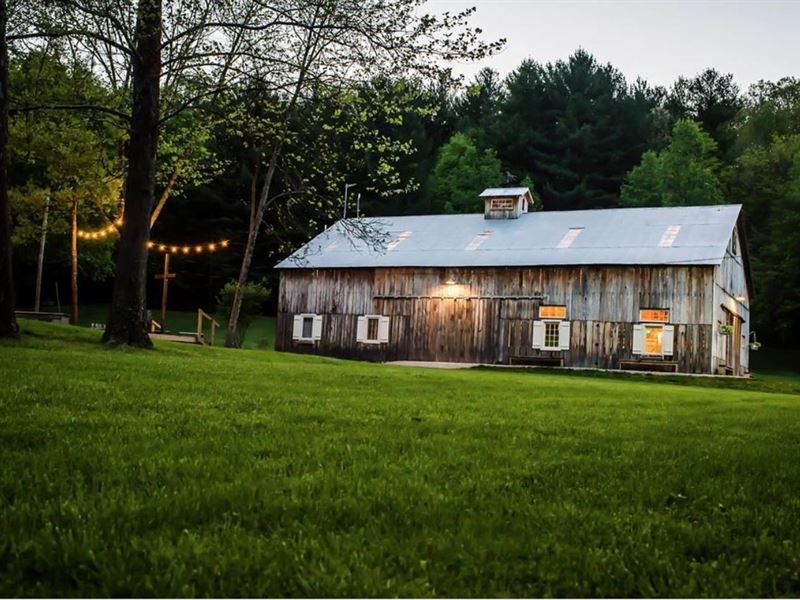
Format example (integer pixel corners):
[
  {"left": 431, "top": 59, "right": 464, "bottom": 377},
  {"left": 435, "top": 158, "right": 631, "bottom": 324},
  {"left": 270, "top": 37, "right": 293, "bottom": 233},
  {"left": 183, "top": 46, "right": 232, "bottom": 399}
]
[{"left": 480, "top": 187, "right": 533, "bottom": 219}]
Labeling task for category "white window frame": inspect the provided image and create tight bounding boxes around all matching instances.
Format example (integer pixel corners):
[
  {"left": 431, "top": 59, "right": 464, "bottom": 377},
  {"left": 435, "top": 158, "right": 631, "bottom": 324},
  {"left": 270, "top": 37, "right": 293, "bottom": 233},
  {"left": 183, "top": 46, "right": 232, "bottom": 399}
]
[
  {"left": 532, "top": 313, "right": 571, "bottom": 351},
  {"left": 633, "top": 315, "right": 674, "bottom": 358},
  {"left": 542, "top": 319, "right": 562, "bottom": 351},
  {"left": 293, "top": 313, "right": 322, "bottom": 344},
  {"left": 357, "top": 315, "right": 390, "bottom": 344}
]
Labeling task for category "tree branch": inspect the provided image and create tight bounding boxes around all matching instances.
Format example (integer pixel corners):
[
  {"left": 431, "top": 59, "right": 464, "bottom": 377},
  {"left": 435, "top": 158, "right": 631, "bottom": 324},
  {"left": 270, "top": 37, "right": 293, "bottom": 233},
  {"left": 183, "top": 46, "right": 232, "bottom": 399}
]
[
  {"left": 9, "top": 30, "right": 132, "bottom": 56},
  {"left": 10, "top": 103, "right": 131, "bottom": 121}
]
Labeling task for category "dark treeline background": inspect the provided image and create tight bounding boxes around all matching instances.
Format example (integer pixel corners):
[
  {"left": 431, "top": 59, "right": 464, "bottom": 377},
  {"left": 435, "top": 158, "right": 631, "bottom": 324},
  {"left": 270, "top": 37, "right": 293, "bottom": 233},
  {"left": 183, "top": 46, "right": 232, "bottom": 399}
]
[{"left": 9, "top": 48, "right": 800, "bottom": 347}]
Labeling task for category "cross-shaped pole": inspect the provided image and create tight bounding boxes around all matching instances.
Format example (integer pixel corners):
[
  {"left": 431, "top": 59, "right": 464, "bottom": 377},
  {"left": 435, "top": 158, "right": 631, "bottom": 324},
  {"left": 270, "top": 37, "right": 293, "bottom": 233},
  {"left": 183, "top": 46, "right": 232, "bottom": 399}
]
[{"left": 154, "top": 252, "right": 176, "bottom": 331}]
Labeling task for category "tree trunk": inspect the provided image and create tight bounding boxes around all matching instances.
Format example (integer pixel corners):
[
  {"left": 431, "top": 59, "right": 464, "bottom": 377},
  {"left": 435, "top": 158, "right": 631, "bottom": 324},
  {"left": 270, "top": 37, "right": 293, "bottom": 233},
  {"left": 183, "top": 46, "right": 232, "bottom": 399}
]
[
  {"left": 34, "top": 195, "right": 50, "bottom": 312},
  {"left": 224, "top": 152, "right": 278, "bottom": 347},
  {"left": 0, "top": 0, "right": 18, "bottom": 340},
  {"left": 149, "top": 158, "right": 182, "bottom": 229},
  {"left": 102, "top": 0, "right": 162, "bottom": 347},
  {"left": 70, "top": 199, "right": 78, "bottom": 325}
]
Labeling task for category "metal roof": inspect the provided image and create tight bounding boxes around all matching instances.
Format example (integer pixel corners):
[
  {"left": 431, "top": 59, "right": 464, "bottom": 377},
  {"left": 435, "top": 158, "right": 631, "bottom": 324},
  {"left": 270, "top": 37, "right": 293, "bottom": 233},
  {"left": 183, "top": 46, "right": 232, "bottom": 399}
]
[
  {"left": 275, "top": 204, "right": 742, "bottom": 269},
  {"left": 479, "top": 187, "right": 530, "bottom": 197}
]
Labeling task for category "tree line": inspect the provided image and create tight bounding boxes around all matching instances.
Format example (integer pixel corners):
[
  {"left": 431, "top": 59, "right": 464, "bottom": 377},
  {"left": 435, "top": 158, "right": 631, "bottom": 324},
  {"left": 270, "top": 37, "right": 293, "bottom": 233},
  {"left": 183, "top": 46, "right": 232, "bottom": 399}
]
[{"left": 1, "top": 1, "right": 798, "bottom": 348}]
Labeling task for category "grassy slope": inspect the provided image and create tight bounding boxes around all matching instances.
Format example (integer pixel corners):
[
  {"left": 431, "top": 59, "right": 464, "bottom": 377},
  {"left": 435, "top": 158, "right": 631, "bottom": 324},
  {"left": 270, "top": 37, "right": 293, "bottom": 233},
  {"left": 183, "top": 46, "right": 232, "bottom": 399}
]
[
  {"left": 1, "top": 321, "right": 799, "bottom": 597},
  {"left": 53, "top": 304, "right": 276, "bottom": 349}
]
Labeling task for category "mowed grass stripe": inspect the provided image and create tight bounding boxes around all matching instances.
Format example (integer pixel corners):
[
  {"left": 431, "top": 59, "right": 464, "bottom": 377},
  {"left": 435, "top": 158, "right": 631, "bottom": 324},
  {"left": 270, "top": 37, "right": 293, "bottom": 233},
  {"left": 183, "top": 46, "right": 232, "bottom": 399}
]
[{"left": 1, "top": 321, "right": 799, "bottom": 597}]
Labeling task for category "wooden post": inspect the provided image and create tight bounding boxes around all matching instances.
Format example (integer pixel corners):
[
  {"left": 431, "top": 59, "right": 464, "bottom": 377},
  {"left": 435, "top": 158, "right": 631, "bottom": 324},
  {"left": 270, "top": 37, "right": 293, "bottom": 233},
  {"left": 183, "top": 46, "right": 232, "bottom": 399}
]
[
  {"left": 154, "top": 252, "right": 175, "bottom": 331},
  {"left": 70, "top": 198, "right": 78, "bottom": 325},
  {"left": 210, "top": 319, "right": 216, "bottom": 346},
  {"left": 196, "top": 308, "right": 203, "bottom": 344},
  {"left": 34, "top": 195, "right": 49, "bottom": 312}
]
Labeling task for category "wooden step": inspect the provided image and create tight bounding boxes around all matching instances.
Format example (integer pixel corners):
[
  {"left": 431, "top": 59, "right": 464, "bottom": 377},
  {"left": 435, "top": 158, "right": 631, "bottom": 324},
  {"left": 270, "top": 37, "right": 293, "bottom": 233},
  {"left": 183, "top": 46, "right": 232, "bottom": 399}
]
[{"left": 150, "top": 332, "right": 203, "bottom": 345}]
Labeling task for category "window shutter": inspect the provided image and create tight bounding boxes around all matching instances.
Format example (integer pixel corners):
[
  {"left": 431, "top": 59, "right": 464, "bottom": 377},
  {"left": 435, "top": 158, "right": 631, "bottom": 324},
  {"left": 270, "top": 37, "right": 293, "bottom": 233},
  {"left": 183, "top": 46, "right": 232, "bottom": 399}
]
[
  {"left": 356, "top": 316, "right": 367, "bottom": 342},
  {"left": 312, "top": 315, "right": 323, "bottom": 341},
  {"left": 292, "top": 315, "right": 303, "bottom": 340},
  {"left": 662, "top": 325, "right": 675, "bottom": 356},
  {"left": 559, "top": 321, "right": 571, "bottom": 350},
  {"left": 532, "top": 321, "right": 545, "bottom": 349},
  {"left": 378, "top": 316, "right": 390, "bottom": 343},
  {"left": 632, "top": 324, "right": 645, "bottom": 355}
]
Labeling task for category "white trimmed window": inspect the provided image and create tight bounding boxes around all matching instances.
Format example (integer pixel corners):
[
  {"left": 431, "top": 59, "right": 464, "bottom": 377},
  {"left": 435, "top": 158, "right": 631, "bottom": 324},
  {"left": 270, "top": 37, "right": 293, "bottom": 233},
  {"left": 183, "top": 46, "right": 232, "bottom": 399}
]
[
  {"left": 292, "top": 313, "right": 322, "bottom": 343},
  {"left": 357, "top": 315, "right": 390, "bottom": 344},
  {"left": 532, "top": 306, "right": 570, "bottom": 351},
  {"left": 633, "top": 308, "right": 674, "bottom": 357}
]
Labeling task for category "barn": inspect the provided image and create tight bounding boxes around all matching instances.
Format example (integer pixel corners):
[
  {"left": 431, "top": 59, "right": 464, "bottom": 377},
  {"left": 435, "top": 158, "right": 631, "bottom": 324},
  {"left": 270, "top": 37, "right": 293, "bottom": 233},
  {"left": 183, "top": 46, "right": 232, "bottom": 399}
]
[{"left": 275, "top": 188, "right": 752, "bottom": 375}]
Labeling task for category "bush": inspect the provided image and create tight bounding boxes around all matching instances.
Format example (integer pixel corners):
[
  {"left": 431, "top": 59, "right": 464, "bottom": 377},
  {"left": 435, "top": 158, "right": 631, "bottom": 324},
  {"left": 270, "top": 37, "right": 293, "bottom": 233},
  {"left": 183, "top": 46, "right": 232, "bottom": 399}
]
[{"left": 216, "top": 279, "right": 271, "bottom": 346}]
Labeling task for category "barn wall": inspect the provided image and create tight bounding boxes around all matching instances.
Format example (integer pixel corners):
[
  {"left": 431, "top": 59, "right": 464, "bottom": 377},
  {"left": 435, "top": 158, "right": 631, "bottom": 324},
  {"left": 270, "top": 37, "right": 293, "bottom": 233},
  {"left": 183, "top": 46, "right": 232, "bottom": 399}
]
[
  {"left": 711, "top": 224, "right": 751, "bottom": 375},
  {"left": 277, "top": 265, "right": 716, "bottom": 373}
]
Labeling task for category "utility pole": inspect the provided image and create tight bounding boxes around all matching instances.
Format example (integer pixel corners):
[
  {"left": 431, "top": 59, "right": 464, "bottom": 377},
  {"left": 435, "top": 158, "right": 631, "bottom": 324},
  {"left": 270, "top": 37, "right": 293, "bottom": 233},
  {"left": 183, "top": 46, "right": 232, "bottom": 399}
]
[
  {"left": 343, "top": 182, "right": 356, "bottom": 218},
  {"left": 34, "top": 195, "right": 50, "bottom": 312}
]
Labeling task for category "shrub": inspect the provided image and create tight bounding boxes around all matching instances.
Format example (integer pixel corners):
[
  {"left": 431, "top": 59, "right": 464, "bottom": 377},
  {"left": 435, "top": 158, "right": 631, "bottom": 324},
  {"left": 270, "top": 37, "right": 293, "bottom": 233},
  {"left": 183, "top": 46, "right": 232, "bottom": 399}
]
[{"left": 216, "top": 279, "right": 271, "bottom": 346}]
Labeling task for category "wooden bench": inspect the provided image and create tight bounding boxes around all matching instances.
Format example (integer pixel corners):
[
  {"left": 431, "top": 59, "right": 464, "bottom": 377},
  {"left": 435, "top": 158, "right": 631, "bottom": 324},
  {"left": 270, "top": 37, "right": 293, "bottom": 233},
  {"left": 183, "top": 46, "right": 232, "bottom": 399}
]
[
  {"left": 619, "top": 359, "right": 679, "bottom": 373},
  {"left": 509, "top": 355, "right": 564, "bottom": 367},
  {"left": 15, "top": 311, "right": 69, "bottom": 324}
]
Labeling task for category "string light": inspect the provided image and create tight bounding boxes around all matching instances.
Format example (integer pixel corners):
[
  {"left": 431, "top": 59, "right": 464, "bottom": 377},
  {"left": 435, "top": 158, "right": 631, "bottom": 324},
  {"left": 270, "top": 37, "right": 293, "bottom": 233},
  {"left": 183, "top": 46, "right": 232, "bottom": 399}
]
[
  {"left": 77, "top": 218, "right": 123, "bottom": 239},
  {"left": 145, "top": 239, "right": 230, "bottom": 254},
  {"left": 79, "top": 220, "right": 230, "bottom": 255}
]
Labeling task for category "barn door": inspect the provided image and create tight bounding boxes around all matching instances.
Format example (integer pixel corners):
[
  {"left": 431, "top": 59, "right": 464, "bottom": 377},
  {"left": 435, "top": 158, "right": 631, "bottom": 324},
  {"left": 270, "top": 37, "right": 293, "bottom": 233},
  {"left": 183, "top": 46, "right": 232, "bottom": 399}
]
[
  {"left": 723, "top": 308, "right": 742, "bottom": 375},
  {"left": 728, "top": 313, "right": 742, "bottom": 375}
]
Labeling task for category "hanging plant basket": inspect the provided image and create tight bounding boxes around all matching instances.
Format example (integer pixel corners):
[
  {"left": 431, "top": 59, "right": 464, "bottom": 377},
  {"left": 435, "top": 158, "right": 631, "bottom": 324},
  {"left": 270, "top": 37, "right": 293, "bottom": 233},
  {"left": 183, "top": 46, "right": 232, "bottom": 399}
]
[{"left": 719, "top": 324, "right": 733, "bottom": 336}]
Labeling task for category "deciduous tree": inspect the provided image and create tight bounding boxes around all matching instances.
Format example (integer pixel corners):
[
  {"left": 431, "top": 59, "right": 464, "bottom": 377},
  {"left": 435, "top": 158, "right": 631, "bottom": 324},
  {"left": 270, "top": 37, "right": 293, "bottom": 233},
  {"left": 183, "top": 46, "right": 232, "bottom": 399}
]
[
  {"left": 430, "top": 132, "right": 503, "bottom": 213},
  {"left": 0, "top": 0, "right": 18, "bottom": 339},
  {"left": 222, "top": 0, "right": 502, "bottom": 347},
  {"left": 621, "top": 119, "right": 723, "bottom": 208}
]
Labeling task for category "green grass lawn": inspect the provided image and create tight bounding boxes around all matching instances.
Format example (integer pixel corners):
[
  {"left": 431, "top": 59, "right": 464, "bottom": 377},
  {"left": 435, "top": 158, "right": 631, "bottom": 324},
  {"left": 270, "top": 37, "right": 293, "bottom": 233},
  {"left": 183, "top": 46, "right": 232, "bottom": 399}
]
[
  {"left": 1, "top": 321, "right": 799, "bottom": 597},
  {"left": 45, "top": 304, "right": 276, "bottom": 349}
]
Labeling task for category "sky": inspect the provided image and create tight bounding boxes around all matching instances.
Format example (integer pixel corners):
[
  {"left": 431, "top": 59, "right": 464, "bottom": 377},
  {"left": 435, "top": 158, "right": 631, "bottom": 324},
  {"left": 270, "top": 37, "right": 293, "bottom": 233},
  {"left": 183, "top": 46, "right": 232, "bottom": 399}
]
[{"left": 423, "top": 0, "right": 800, "bottom": 90}]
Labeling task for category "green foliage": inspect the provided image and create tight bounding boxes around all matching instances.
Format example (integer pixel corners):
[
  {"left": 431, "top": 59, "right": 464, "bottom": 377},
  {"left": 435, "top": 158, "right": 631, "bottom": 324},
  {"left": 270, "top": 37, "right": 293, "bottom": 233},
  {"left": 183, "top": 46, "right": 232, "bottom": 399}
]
[
  {"left": 7, "top": 50, "right": 123, "bottom": 279},
  {"left": 431, "top": 132, "right": 503, "bottom": 213},
  {"left": 667, "top": 69, "right": 742, "bottom": 157},
  {"left": 621, "top": 120, "right": 724, "bottom": 207},
  {"left": 488, "top": 50, "right": 662, "bottom": 210},
  {"left": 156, "top": 108, "right": 226, "bottom": 201},
  {"left": 728, "top": 134, "right": 800, "bottom": 346},
  {"left": 732, "top": 77, "right": 800, "bottom": 152},
  {"left": 2, "top": 320, "right": 800, "bottom": 596},
  {"left": 216, "top": 279, "right": 271, "bottom": 346},
  {"left": 453, "top": 67, "right": 504, "bottom": 150},
  {"left": 519, "top": 175, "right": 543, "bottom": 211}
]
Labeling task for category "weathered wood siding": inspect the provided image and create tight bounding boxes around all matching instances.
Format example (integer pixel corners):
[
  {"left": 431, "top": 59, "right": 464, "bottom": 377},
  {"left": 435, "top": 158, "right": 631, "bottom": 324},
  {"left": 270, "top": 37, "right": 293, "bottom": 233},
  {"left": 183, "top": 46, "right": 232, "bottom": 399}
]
[
  {"left": 277, "top": 265, "right": 716, "bottom": 373},
  {"left": 711, "top": 224, "right": 750, "bottom": 375}
]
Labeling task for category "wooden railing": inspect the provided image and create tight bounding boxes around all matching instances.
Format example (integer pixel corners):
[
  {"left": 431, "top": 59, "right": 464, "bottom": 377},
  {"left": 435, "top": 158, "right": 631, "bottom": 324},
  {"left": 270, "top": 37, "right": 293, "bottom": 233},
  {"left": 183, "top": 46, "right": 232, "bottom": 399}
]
[{"left": 196, "top": 309, "right": 219, "bottom": 346}]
